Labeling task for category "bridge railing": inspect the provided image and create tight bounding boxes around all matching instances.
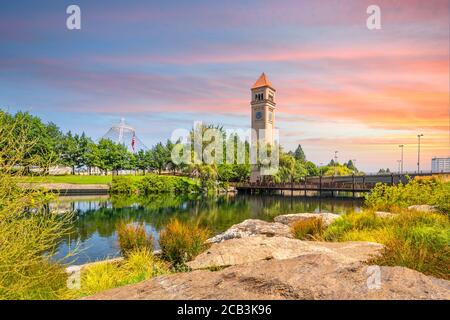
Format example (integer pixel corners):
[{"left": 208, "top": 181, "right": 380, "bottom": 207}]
[{"left": 235, "top": 181, "right": 377, "bottom": 190}]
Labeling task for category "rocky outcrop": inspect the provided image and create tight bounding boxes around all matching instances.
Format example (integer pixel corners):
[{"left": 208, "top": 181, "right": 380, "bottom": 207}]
[
  {"left": 188, "top": 236, "right": 384, "bottom": 269},
  {"left": 408, "top": 205, "right": 439, "bottom": 213},
  {"left": 86, "top": 253, "right": 450, "bottom": 300},
  {"left": 207, "top": 219, "right": 293, "bottom": 243},
  {"left": 274, "top": 212, "right": 340, "bottom": 227}
]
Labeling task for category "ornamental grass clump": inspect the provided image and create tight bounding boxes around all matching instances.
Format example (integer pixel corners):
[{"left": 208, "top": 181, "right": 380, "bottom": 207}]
[
  {"left": 159, "top": 219, "right": 211, "bottom": 268},
  {"left": 117, "top": 221, "right": 154, "bottom": 257},
  {"left": 291, "top": 218, "right": 325, "bottom": 240},
  {"left": 323, "top": 210, "right": 450, "bottom": 279}
]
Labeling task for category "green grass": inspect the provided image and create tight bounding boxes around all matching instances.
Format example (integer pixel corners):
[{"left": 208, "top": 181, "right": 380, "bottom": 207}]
[
  {"left": 70, "top": 248, "right": 170, "bottom": 298},
  {"left": 323, "top": 209, "right": 450, "bottom": 279}
]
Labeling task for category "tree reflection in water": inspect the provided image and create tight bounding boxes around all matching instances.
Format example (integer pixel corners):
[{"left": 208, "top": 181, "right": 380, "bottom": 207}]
[{"left": 53, "top": 194, "right": 362, "bottom": 264}]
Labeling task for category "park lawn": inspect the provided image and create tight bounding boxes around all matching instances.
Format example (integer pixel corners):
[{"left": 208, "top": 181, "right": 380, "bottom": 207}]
[{"left": 19, "top": 175, "right": 145, "bottom": 185}]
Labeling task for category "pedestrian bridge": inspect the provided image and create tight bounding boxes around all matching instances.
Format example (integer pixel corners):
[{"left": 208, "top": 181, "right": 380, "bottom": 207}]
[{"left": 235, "top": 171, "right": 450, "bottom": 197}]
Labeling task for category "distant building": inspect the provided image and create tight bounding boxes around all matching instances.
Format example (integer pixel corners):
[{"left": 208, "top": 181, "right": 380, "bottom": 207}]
[{"left": 431, "top": 157, "right": 450, "bottom": 172}]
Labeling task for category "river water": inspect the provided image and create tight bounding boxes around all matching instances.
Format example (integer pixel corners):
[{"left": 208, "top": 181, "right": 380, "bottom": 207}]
[{"left": 54, "top": 194, "right": 363, "bottom": 264}]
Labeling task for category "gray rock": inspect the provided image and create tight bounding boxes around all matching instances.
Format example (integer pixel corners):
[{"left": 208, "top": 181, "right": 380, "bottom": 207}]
[
  {"left": 274, "top": 212, "right": 340, "bottom": 227},
  {"left": 407, "top": 205, "right": 439, "bottom": 213},
  {"left": 207, "top": 219, "right": 293, "bottom": 243},
  {"left": 86, "top": 252, "right": 450, "bottom": 300},
  {"left": 188, "top": 236, "right": 383, "bottom": 269}
]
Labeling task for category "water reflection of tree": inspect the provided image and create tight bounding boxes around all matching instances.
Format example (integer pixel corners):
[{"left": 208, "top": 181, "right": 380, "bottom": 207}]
[{"left": 60, "top": 194, "right": 363, "bottom": 247}]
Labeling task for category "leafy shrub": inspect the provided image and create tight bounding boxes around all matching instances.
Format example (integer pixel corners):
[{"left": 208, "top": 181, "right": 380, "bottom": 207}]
[
  {"left": 78, "top": 248, "right": 169, "bottom": 297},
  {"left": 117, "top": 221, "right": 153, "bottom": 257},
  {"left": 291, "top": 218, "right": 325, "bottom": 240},
  {"left": 110, "top": 174, "right": 200, "bottom": 195},
  {"left": 324, "top": 210, "right": 450, "bottom": 279},
  {"left": 159, "top": 219, "right": 211, "bottom": 267},
  {"left": 365, "top": 177, "right": 450, "bottom": 213},
  {"left": 110, "top": 176, "right": 138, "bottom": 195},
  {"left": 137, "top": 174, "right": 200, "bottom": 195}
]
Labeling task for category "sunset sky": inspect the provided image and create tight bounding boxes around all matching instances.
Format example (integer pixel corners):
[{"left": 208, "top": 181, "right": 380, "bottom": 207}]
[{"left": 1, "top": 0, "right": 449, "bottom": 172}]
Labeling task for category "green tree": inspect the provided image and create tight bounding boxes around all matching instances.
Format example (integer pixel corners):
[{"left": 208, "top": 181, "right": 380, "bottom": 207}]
[
  {"left": 85, "top": 140, "right": 101, "bottom": 175},
  {"left": 293, "top": 144, "right": 306, "bottom": 162},
  {"left": 97, "top": 139, "right": 131, "bottom": 175},
  {"left": 292, "top": 161, "right": 308, "bottom": 182},
  {"left": 324, "top": 164, "right": 353, "bottom": 176},
  {"left": 135, "top": 150, "right": 149, "bottom": 174},
  {"left": 9, "top": 112, "right": 60, "bottom": 173},
  {"left": 151, "top": 142, "right": 170, "bottom": 174},
  {"left": 304, "top": 161, "right": 319, "bottom": 176},
  {"left": 345, "top": 160, "right": 358, "bottom": 173}
]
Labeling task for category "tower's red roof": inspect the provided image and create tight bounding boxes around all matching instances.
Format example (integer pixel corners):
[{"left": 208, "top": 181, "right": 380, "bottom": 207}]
[{"left": 251, "top": 73, "right": 275, "bottom": 90}]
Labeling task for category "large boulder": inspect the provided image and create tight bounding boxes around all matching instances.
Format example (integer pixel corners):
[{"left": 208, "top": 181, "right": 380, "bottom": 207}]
[
  {"left": 207, "top": 219, "right": 293, "bottom": 243},
  {"left": 274, "top": 212, "right": 340, "bottom": 227},
  {"left": 407, "top": 205, "right": 439, "bottom": 213},
  {"left": 86, "top": 253, "right": 450, "bottom": 300},
  {"left": 188, "top": 236, "right": 384, "bottom": 269}
]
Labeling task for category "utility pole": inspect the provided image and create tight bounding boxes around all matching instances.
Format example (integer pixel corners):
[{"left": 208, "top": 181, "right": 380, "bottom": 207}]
[
  {"left": 417, "top": 134, "right": 423, "bottom": 173},
  {"left": 334, "top": 151, "right": 338, "bottom": 175},
  {"left": 397, "top": 160, "right": 401, "bottom": 173},
  {"left": 398, "top": 144, "right": 404, "bottom": 174}
]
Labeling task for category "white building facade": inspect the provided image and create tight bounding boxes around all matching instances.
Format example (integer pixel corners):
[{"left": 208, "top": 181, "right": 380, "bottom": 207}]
[{"left": 431, "top": 157, "right": 450, "bottom": 173}]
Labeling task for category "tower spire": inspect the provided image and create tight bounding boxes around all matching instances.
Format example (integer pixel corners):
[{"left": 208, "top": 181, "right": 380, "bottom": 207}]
[{"left": 252, "top": 72, "right": 275, "bottom": 90}]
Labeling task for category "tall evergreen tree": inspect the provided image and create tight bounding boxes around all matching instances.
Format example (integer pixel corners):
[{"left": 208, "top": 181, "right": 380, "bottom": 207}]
[{"left": 293, "top": 144, "right": 306, "bottom": 162}]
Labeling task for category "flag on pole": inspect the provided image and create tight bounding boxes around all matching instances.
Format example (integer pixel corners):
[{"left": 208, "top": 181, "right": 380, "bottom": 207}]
[{"left": 131, "top": 133, "right": 136, "bottom": 151}]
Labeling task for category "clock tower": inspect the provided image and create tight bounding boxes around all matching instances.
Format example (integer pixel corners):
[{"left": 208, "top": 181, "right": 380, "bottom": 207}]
[{"left": 251, "top": 73, "right": 275, "bottom": 146}]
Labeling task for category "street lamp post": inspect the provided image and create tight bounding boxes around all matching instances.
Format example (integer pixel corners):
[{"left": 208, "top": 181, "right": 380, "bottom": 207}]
[
  {"left": 397, "top": 160, "right": 402, "bottom": 173},
  {"left": 417, "top": 134, "right": 423, "bottom": 173},
  {"left": 398, "top": 144, "right": 404, "bottom": 174},
  {"left": 334, "top": 151, "right": 338, "bottom": 175}
]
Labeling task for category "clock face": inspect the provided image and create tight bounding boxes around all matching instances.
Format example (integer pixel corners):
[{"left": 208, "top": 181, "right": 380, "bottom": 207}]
[{"left": 255, "top": 111, "right": 263, "bottom": 120}]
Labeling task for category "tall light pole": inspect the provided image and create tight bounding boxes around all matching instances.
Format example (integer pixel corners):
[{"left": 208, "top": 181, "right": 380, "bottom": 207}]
[
  {"left": 398, "top": 144, "right": 404, "bottom": 174},
  {"left": 397, "top": 160, "right": 402, "bottom": 173},
  {"left": 334, "top": 151, "right": 338, "bottom": 175},
  {"left": 417, "top": 134, "right": 423, "bottom": 173}
]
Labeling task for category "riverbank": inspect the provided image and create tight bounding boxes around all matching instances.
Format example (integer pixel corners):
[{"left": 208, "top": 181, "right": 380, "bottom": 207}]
[
  {"left": 19, "top": 182, "right": 109, "bottom": 196},
  {"left": 18, "top": 175, "right": 114, "bottom": 184}
]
